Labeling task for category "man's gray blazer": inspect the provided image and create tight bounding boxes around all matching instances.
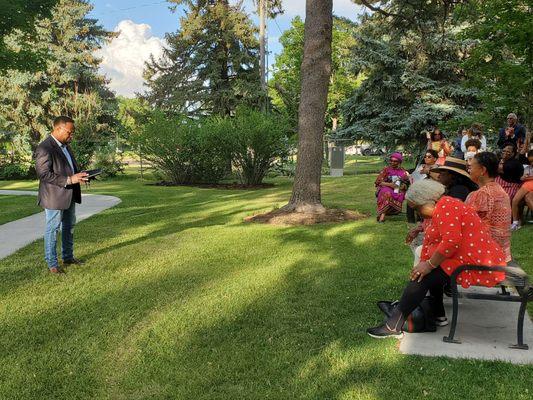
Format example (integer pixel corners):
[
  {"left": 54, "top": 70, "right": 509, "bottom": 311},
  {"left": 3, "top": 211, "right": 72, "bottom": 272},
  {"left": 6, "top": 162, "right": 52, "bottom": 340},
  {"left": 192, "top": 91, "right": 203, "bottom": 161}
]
[{"left": 34, "top": 135, "right": 82, "bottom": 210}]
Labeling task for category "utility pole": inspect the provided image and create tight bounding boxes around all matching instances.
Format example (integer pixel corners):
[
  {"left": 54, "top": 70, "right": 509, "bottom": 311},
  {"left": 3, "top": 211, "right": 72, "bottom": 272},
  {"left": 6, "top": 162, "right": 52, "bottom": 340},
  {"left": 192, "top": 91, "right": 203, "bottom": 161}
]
[{"left": 259, "top": 0, "right": 267, "bottom": 92}]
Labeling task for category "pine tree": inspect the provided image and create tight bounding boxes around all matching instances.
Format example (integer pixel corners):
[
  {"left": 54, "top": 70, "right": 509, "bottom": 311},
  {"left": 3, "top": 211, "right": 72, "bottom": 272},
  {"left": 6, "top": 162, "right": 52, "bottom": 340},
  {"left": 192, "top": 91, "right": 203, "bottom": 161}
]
[
  {"left": 0, "top": 0, "right": 57, "bottom": 71},
  {"left": 143, "top": 0, "right": 261, "bottom": 117},
  {"left": 340, "top": 0, "right": 477, "bottom": 149},
  {"left": 0, "top": 0, "right": 116, "bottom": 164}
]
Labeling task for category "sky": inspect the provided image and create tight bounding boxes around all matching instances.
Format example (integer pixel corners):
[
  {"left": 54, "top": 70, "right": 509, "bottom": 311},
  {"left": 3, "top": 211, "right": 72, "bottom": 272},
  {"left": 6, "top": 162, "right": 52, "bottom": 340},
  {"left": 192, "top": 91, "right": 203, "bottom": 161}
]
[{"left": 89, "top": 1, "right": 366, "bottom": 97}]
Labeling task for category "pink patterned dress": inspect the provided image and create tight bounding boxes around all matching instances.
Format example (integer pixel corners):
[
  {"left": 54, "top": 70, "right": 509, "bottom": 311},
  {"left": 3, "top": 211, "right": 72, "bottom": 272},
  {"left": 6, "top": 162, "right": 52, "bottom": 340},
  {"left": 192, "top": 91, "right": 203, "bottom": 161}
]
[
  {"left": 465, "top": 182, "right": 512, "bottom": 262},
  {"left": 375, "top": 166, "right": 409, "bottom": 215}
]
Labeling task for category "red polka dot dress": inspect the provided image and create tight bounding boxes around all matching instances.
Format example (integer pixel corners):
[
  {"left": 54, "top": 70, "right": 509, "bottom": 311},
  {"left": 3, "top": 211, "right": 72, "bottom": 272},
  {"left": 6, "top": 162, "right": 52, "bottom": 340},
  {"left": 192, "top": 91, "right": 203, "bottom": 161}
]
[{"left": 420, "top": 196, "right": 506, "bottom": 288}]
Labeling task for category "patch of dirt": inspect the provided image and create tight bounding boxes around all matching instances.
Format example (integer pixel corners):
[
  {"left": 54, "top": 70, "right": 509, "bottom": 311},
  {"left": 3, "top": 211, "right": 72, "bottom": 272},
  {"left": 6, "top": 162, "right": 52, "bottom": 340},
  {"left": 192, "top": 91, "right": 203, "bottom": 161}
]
[
  {"left": 245, "top": 208, "right": 368, "bottom": 226},
  {"left": 148, "top": 181, "right": 275, "bottom": 190}
]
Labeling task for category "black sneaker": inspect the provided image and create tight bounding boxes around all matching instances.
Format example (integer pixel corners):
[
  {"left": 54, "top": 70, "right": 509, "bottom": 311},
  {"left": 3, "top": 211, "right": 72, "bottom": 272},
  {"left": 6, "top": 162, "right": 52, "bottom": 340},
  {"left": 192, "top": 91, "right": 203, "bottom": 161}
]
[
  {"left": 435, "top": 317, "right": 448, "bottom": 327},
  {"left": 366, "top": 324, "right": 404, "bottom": 339}
]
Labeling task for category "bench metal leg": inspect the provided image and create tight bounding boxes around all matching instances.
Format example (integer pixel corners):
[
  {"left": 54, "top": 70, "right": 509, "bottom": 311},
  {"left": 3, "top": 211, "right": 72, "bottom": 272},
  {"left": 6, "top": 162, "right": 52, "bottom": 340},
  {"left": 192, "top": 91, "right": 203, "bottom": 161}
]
[
  {"left": 510, "top": 299, "right": 529, "bottom": 350},
  {"left": 499, "top": 285, "right": 510, "bottom": 296},
  {"left": 443, "top": 283, "right": 461, "bottom": 344}
]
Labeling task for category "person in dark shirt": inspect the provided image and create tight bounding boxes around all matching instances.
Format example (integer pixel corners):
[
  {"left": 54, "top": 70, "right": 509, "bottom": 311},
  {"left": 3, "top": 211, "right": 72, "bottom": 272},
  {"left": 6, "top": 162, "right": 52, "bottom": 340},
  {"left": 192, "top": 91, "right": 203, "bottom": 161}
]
[
  {"left": 496, "top": 141, "right": 524, "bottom": 203},
  {"left": 433, "top": 157, "right": 477, "bottom": 201},
  {"left": 497, "top": 113, "right": 526, "bottom": 149}
]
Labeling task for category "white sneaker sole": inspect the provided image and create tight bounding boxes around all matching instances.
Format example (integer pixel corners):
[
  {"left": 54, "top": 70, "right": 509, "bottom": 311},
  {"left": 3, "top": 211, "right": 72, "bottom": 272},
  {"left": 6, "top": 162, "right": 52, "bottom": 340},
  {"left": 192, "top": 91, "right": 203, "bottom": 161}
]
[{"left": 367, "top": 331, "right": 404, "bottom": 339}]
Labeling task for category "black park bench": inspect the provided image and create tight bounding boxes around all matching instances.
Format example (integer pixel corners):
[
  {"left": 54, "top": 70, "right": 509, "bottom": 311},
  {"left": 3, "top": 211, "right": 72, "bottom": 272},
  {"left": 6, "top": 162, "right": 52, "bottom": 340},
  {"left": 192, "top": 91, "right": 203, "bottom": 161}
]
[{"left": 443, "top": 263, "right": 533, "bottom": 350}]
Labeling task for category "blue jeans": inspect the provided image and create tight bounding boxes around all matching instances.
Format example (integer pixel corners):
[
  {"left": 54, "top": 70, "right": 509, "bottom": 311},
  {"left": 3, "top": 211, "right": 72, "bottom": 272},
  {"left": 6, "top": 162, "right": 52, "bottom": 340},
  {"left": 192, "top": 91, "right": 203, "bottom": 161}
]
[{"left": 44, "top": 202, "right": 76, "bottom": 268}]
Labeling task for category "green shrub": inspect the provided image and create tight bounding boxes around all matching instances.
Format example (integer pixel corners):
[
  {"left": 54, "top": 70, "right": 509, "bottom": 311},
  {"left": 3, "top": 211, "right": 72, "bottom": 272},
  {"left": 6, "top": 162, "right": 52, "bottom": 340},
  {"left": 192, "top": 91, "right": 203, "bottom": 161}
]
[
  {"left": 92, "top": 145, "right": 125, "bottom": 178},
  {"left": 217, "top": 108, "right": 291, "bottom": 185},
  {"left": 0, "top": 163, "right": 30, "bottom": 180},
  {"left": 135, "top": 111, "right": 228, "bottom": 184}
]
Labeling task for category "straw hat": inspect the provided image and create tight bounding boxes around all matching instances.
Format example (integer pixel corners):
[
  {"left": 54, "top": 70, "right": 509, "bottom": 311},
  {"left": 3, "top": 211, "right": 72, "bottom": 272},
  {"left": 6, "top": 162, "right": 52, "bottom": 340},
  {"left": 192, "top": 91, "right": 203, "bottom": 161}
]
[{"left": 432, "top": 157, "right": 472, "bottom": 180}]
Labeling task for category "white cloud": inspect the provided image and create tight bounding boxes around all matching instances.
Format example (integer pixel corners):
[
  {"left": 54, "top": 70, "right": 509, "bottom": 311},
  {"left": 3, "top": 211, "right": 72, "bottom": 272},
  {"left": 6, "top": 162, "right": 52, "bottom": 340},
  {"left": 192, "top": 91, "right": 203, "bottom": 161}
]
[{"left": 97, "top": 20, "right": 165, "bottom": 97}]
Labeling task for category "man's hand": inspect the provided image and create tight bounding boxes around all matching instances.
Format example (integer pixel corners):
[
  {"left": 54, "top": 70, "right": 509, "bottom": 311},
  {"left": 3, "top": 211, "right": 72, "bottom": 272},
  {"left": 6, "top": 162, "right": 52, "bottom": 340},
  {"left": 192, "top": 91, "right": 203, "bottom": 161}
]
[
  {"left": 410, "top": 261, "right": 433, "bottom": 282},
  {"left": 505, "top": 127, "right": 514, "bottom": 137},
  {"left": 69, "top": 172, "right": 89, "bottom": 184}
]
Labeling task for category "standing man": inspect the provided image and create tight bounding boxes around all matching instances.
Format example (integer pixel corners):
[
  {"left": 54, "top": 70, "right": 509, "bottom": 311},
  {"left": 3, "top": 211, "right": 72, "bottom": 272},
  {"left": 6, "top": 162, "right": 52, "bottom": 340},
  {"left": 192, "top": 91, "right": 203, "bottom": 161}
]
[
  {"left": 34, "top": 116, "right": 88, "bottom": 273},
  {"left": 497, "top": 112, "right": 526, "bottom": 150}
]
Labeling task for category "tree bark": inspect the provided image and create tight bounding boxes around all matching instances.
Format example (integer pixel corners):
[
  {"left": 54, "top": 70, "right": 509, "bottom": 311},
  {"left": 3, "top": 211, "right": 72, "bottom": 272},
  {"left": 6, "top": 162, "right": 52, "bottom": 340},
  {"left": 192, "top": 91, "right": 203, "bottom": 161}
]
[{"left": 284, "top": 0, "right": 333, "bottom": 213}]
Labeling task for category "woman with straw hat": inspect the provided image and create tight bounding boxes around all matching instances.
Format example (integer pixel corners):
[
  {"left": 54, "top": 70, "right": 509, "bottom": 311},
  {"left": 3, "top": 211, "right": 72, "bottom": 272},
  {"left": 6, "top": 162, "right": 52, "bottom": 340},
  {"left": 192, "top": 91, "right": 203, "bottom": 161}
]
[{"left": 432, "top": 157, "right": 478, "bottom": 201}]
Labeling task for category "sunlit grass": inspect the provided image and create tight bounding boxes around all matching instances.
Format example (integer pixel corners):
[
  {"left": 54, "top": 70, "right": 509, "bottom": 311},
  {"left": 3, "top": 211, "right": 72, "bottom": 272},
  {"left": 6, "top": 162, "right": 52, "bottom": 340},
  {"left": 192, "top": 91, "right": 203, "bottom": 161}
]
[
  {"left": 0, "top": 195, "right": 41, "bottom": 225},
  {"left": 0, "top": 169, "right": 531, "bottom": 399}
]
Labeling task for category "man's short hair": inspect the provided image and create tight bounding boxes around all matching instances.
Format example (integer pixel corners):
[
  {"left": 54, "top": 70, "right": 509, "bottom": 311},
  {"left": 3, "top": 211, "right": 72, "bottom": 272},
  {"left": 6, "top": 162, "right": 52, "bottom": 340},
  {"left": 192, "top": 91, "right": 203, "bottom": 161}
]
[
  {"left": 53, "top": 116, "right": 74, "bottom": 127},
  {"left": 507, "top": 113, "right": 518, "bottom": 120}
]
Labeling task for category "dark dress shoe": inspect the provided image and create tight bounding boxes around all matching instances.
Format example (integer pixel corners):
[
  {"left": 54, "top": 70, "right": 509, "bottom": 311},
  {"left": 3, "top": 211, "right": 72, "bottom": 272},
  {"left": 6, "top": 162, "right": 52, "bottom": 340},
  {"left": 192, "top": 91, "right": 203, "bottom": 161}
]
[
  {"left": 63, "top": 258, "right": 84, "bottom": 265},
  {"left": 49, "top": 267, "right": 65, "bottom": 274}
]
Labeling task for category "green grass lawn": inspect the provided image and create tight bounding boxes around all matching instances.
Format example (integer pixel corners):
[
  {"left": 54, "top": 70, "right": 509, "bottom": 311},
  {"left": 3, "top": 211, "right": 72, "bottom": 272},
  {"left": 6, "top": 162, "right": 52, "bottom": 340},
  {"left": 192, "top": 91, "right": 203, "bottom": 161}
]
[
  {"left": 0, "top": 194, "right": 41, "bottom": 225},
  {"left": 343, "top": 155, "right": 416, "bottom": 175},
  {"left": 0, "top": 169, "right": 531, "bottom": 399}
]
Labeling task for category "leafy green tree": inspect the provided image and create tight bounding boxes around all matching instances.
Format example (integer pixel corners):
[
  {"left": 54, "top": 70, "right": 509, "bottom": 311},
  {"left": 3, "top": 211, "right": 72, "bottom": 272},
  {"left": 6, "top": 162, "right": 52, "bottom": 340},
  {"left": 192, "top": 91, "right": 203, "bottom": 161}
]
[
  {"left": 457, "top": 0, "right": 533, "bottom": 130},
  {"left": 0, "top": 0, "right": 116, "bottom": 162},
  {"left": 339, "top": 0, "right": 477, "bottom": 149},
  {"left": 270, "top": 16, "right": 361, "bottom": 132},
  {"left": 0, "top": 0, "right": 58, "bottom": 71},
  {"left": 144, "top": 0, "right": 261, "bottom": 117}
]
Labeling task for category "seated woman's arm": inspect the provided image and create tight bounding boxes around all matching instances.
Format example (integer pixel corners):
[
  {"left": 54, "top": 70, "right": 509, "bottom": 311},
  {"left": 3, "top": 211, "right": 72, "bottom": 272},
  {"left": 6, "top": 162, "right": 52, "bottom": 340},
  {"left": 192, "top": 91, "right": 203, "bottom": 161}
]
[{"left": 442, "top": 140, "right": 452, "bottom": 156}]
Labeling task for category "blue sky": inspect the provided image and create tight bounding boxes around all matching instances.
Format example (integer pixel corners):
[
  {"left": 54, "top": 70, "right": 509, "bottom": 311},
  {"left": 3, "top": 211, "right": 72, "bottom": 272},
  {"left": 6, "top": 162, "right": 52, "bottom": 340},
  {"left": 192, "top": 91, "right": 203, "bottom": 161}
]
[{"left": 88, "top": 1, "right": 365, "bottom": 96}]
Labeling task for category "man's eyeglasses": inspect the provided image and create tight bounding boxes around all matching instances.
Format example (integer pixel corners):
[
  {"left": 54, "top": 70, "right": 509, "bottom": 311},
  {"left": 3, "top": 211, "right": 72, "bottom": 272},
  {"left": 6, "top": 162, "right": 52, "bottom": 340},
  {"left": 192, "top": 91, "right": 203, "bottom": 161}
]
[{"left": 424, "top": 155, "right": 435, "bottom": 158}]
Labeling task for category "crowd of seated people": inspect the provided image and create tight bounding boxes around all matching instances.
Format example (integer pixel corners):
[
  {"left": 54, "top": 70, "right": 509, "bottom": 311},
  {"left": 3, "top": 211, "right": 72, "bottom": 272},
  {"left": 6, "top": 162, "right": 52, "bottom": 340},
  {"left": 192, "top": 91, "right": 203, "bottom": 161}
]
[{"left": 367, "top": 112, "right": 531, "bottom": 339}]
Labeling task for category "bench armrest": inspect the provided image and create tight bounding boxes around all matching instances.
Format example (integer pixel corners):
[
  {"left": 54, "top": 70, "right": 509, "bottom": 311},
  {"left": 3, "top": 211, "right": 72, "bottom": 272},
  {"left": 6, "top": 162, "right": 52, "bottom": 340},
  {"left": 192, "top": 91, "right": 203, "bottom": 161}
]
[{"left": 449, "top": 264, "right": 529, "bottom": 289}]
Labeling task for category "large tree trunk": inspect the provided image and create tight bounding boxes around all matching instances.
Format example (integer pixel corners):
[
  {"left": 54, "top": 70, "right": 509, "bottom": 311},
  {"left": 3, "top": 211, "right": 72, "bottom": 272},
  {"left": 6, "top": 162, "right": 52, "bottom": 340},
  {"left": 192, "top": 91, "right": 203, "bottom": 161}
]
[{"left": 284, "top": 0, "right": 333, "bottom": 212}]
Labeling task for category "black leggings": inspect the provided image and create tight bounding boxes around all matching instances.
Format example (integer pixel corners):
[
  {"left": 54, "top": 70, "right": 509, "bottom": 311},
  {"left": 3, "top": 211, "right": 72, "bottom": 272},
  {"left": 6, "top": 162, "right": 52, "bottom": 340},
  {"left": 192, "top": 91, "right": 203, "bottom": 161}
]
[
  {"left": 397, "top": 267, "right": 449, "bottom": 318},
  {"left": 406, "top": 204, "right": 417, "bottom": 223}
]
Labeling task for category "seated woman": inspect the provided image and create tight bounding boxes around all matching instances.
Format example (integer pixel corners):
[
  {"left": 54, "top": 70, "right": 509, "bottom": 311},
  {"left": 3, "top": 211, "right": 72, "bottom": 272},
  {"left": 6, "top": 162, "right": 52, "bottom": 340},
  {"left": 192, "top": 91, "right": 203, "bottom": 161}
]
[
  {"left": 433, "top": 157, "right": 478, "bottom": 201},
  {"left": 427, "top": 128, "right": 451, "bottom": 165},
  {"left": 375, "top": 152, "right": 409, "bottom": 223},
  {"left": 511, "top": 149, "right": 533, "bottom": 231},
  {"left": 367, "top": 179, "right": 507, "bottom": 338},
  {"left": 496, "top": 142, "right": 524, "bottom": 203},
  {"left": 466, "top": 152, "right": 512, "bottom": 263}
]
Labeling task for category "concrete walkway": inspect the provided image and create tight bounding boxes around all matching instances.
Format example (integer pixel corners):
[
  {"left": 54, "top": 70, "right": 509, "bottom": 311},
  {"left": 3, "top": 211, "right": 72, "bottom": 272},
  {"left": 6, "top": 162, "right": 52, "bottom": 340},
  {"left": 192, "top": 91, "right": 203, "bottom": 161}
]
[
  {"left": 0, "top": 190, "right": 121, "bottom": 259},
  {"left": 400, "top": 287, "right": 533, "bottom": 364}
]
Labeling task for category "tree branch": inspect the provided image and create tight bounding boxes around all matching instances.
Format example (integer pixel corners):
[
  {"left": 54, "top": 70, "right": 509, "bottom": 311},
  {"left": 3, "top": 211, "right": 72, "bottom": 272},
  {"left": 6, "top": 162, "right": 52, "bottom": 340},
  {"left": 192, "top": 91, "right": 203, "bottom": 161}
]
[{"left": 358, "top": 0, "right": 399, "bottom": 18}]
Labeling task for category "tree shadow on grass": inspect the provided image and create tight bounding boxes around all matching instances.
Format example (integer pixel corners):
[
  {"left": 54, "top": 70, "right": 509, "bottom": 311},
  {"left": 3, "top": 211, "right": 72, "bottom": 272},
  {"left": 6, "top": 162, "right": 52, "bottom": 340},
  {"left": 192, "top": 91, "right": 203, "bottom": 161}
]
[
  {"left": 1, "top": 212, "right": 532, "bottom": 399},
  {"left": 0, "top": 186, "right": 289, "bottom": 297},
  {"left": 90, "top": 235, "right": 533, "bottom": 399}
]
